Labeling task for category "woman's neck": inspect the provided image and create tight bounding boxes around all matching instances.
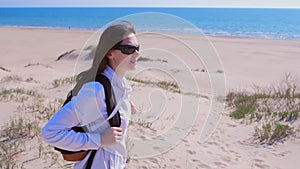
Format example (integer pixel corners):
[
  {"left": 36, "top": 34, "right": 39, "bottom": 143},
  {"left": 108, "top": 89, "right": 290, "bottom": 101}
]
[
  {"left": 108, "top": 64, "right": 125, "bottom": 79},
  {"left": 115, "top": 69, "right": 125, "bottom": 79}
]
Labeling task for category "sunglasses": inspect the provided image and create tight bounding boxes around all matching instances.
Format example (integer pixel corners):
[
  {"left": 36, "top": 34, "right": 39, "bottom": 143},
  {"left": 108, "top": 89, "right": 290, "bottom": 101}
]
[{"left": 114, "top": 45, "right": 140, "bottom": 55}]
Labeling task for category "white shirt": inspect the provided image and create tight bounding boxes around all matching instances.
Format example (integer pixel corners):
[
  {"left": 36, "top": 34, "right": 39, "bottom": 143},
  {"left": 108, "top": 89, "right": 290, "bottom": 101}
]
[{"left": 42, "top": 66, "right": 132, "bottom": 168}]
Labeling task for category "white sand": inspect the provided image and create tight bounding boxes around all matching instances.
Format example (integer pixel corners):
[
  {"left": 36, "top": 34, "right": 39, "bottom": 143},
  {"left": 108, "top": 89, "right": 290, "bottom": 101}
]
[{"left": 0, "top": 27, "right": 299, "bottom": 169}]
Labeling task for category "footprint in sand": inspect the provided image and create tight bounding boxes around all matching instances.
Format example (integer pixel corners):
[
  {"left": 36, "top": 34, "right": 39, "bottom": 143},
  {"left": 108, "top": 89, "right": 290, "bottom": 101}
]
[
  {"left": 221, "top": 156, "right": 232, "bottom": 163},
  {"left": 253, "top": 159, "right": 271, "bottom": 169},
  {"left": 226, "top": 123, "right": 237, "bottom": 127},
  {"left": 137, "top": 128, "right": 143, "bottom": 132},
  {"left": 181, "top": 138, "right": 189, "bottom": 143},
  {"left": 229, "top": 150, "right": 242, "bottom": 159},
  {"left": 254, "top": 158, "right": 264, "bottom": 163},
  {"left": 218, "top": 148, "right": 241, "bottom": 165},
  {"left": 149, "top": 157, "right": 159, "bottom": 164},
  {"left": 196, "top": 163, "right": 212, "bottom": 169},
  {"left": 152, "top": 146, "right": 160, "bottom": 151},
  {"left": 185, "top": 143, "right": 191, "bottom": 147},
  {"left": 186, "top": 149, "right": 197, "bottom": 155},
  {"left": 171, "top": 165, "right": 180, "bottom": 168},
  {"left": 191, "top": 159, "right": 200, "bottom": 162},
  {"left": 272, "top": 150, "right": 290, "bottom": 157},
  {"left": 207, "top": 141, "right": 219, "bottom": 146},
  {"left": 169, "top": 158, "right": 176, "bottom": 162},
  {"left": 254, "top": 163, "right": 271, "bottom": 169},
  {"left": 214, "top": 161, "right": 227, "bottom": 168}
]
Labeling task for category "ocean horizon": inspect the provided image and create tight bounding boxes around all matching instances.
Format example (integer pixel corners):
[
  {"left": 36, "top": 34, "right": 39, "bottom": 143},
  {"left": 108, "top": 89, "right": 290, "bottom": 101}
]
[{"left": 1, "top": 7, "right": 300, "bottom": 39}]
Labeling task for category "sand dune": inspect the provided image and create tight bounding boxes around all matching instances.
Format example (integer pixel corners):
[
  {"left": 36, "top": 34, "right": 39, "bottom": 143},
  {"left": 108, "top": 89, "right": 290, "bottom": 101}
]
[{"left": 0, "top": 27, "right": 299, "bottom": 169}]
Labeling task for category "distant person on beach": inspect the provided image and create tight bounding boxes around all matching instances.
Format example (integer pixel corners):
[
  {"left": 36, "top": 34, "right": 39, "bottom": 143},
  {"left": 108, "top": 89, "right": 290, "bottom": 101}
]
[{"left": 42, "top": 21, "right": 139, "bottom": 169}]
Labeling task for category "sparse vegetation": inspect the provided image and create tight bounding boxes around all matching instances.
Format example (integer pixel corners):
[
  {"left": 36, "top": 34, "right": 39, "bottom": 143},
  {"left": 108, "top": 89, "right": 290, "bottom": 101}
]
[
  {"left": 0, "top": 116, "right": 40, "bottom": 168},
  {"left": 25, "top": 99, "right": 63, "bottom": 120},
  {"left": 128, "top": 77, "right": 180, "bottom": 93},
  {"left": 138, "top": 57, "right": 168, "bottom": 63},
  {"left": 0, "top": 140, "right": 23, "bottom": 169},
  {"left": 0, "top": 88, "right": 44, "bottom": 102},
  {"left": 25, "top": 77, "right": 39, "bottom": 83},
  {"left": 1, "top": 75, "right": 22, "bottom": 83},
  {"left": 226, "top": 74, "right": 300, "bottom": 144},
  {"left": 1, "top": 117, "right": 40, "bottom": 140},
  {"left": 127, "top": 77, "right": 208, "bottom": 99},
  {"left": 51, "top": 76, "right": 75, "bottom": 88},
  {"left": 0, "top": 79, "right": 68, "bottom": 168},
  {"left": 254, "top": 122, "right": 293, "bottom": 144},
  {"left": 1, "top": 75, "right": 39, "bottom": 84},
  {"left": 24, "top": 63, "right": 52, "bottom": 68},
  {"left": 131, "top": 119, "right": 153, "bottom": 129}
]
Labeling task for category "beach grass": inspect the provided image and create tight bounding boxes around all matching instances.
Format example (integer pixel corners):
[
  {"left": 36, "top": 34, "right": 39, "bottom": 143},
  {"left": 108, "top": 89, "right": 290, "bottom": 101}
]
[
  {"left": 0, "top": 116, "right": 40, "bottom": 168},
  {"left": 137, "top": 57, "right": 168, "bottom": 63},
  {"left": 24, "top": 63, "right": 52, "bottom": 69},
  {"left": 0, "top": 88, "right": 44, "bottom": 102},
  {"left": 127, "top": 77, "right": 208, "bottom": 99},
  {"left": 1, "top": 75, "right": 23, "bottom": 83},
  {"left": 51, "top": 76, "right": 75, "bottom": 88},
  {"left": 226, "top": 74, "right": 300, "bottom": 144},
  {"left": 0, "top": 79, "right": 68, "bottom": 168}
]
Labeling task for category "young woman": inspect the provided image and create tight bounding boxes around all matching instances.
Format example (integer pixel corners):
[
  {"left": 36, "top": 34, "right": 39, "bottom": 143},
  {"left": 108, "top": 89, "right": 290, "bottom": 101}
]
[{"left": 42, "top": 21, "right": 139, "bottom": 169}]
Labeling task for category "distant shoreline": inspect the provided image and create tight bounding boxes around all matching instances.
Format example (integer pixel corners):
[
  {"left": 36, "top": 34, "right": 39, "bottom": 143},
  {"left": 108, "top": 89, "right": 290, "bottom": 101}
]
[{"left": 1, "top": 25, "right": 300, "bottom": 41}]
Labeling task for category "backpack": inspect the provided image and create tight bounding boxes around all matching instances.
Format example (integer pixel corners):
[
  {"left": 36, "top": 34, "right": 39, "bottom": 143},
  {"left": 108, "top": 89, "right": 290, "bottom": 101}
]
[{"left": 54, "top": 74, "right": 121, "bottom": 168}]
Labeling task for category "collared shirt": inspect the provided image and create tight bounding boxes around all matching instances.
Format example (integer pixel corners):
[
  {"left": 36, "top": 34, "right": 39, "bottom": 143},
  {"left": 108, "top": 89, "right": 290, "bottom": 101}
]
[{"left": 42, "top": 66, "right": 132, "bottom": 168}]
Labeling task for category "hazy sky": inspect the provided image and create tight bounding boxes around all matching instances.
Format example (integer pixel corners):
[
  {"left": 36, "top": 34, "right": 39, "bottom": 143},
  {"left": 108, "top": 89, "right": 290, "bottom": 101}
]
[{"left": 1, "top": 0, "right": 300, "bottom": 8}]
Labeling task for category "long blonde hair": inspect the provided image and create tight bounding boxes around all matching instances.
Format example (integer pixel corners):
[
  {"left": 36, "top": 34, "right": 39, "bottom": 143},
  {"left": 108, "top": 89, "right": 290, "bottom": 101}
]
[{"left": 72, "top": 21, "right": 136, "bottom": 95}]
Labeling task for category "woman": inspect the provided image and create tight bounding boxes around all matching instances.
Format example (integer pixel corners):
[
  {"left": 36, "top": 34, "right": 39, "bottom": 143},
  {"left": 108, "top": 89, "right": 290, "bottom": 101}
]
[{"left": 42, "top": 21, "right": 139, "bottom": 169}]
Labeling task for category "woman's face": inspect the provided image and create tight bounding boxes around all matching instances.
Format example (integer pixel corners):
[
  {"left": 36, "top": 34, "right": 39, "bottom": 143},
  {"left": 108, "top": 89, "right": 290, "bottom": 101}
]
[{"left": 108, "top": 33, "right": 140, "bottom": 76}]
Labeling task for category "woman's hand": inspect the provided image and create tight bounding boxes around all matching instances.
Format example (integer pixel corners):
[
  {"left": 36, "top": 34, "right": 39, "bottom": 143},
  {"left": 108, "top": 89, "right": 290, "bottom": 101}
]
[
  {"left": 100, "top": 127, "right": 123, "bottom": 147},
  {"left": 130, "top": 101, "right": 137, "bottom": 115}
]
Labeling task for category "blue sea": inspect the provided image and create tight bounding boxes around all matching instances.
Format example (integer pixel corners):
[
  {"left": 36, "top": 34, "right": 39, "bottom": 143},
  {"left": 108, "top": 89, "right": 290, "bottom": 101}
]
[{"left": 1, "top": 8, "right": 300, "bottom": 39}]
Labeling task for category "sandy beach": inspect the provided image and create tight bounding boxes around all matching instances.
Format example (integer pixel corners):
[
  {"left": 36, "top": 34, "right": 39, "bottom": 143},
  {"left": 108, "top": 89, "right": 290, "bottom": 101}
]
[{"left": 0, "top": 27, "right": 299, "bottom": 169}]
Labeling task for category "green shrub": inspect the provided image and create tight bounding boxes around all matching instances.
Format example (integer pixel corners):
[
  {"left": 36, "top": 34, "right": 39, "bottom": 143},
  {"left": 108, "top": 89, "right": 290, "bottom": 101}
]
[
  {"left": 254, "top": 123, "right": 293, "bottom": 144},
  {"left": 230, "top": 104, "right": 256, "bottom": 119},
  {"left": 227, "top": 74, "right": 299, "bottom": 144}
]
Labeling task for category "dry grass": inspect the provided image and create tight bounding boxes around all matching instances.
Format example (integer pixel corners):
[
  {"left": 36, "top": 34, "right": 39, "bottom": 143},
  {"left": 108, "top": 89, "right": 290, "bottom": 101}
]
[
  {"left": 226, "top": 74, "right": 300, "bottom": 144},
  {"left": 51, "top": 77, "right": 75, "bottom": 88},
  {"left": 0, "top": 78, "right": 69, "bottom": 168},
  {"left": 0, "top": 88, "right": 44, "bottom": 102}
]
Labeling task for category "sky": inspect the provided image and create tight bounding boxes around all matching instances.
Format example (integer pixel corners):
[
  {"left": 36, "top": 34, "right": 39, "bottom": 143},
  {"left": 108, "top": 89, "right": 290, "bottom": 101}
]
[{"left": 1, "top": 0, "right": 300, "bottom": 8}]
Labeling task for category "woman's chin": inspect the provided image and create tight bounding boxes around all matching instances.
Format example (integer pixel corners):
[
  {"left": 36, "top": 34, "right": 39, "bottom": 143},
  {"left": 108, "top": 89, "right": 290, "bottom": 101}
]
[
  {"left": 129, "top": 66, "right": 136, "bottom": 71},
  {"left": 129, "top": 62, "right": 137, "bottom": 69}
]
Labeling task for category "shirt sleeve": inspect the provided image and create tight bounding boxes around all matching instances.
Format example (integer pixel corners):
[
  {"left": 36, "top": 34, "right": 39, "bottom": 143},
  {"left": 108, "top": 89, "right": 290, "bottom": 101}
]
[
  {"left": 41, "top": 82, "right": 106, "bottom": 151},
  {"left": 72, "top": 82, "right": 107, "bottom": 125}
]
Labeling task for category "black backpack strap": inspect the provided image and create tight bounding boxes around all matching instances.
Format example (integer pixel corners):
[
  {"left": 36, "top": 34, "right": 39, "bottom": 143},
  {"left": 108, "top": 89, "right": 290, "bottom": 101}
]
[
  {"left": 84, "top": 75, "right": 121, "bottom": 169},
  {"left": 85, "top": 150, "right": 97, "bottom": 169},
  {"left": 96, "top": 74, "right": 121, "bottom": 127},
  {"left": 62, "top": 91, "right": 73, "bottom": 106}
]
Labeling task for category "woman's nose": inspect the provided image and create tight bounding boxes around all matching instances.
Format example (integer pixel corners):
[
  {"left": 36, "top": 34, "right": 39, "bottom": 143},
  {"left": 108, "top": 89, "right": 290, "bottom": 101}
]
[{"left": 133, "top": 50, "right": 140, "bottom": 57}]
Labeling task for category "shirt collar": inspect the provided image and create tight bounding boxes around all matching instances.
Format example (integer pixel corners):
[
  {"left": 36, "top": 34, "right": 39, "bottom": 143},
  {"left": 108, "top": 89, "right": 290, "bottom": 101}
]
[{"left": 102, "top": 65, "right": 131, "bottom": 92}]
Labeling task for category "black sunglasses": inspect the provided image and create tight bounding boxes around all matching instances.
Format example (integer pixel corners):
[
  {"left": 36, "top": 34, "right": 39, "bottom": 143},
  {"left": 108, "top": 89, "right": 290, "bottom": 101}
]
[{"left": 114, "top": 45, "right": 140, "bottom": 55}]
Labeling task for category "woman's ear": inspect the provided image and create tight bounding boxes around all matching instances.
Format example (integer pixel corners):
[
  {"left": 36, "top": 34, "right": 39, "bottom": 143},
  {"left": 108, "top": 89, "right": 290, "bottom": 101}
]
[{"left": 107, "top": 50, "right": 114, "bottom": 59}]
